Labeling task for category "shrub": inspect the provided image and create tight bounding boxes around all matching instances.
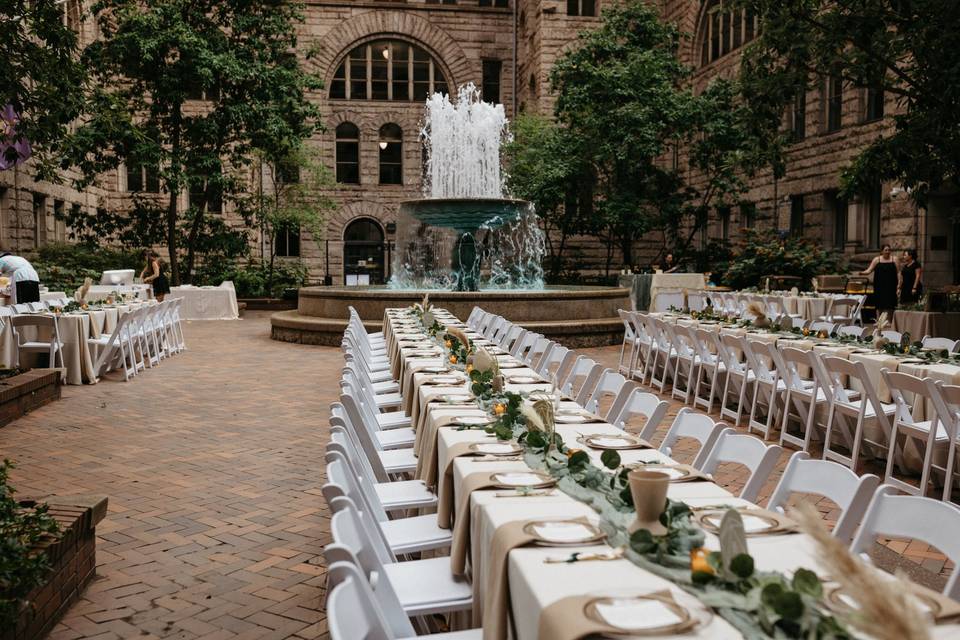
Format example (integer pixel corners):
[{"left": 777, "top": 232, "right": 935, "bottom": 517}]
[
  {"left": 0, "top": 460, "right": 60, "bottom": 628},
  {"left": 32, "top": 243, "right": 142, "bottom": 294},
  {"left": 721, "top": 228, "right": 844, "bottom": 291},
  {"left": 192, "top": 259, "right": 308, "bottom": 298}
]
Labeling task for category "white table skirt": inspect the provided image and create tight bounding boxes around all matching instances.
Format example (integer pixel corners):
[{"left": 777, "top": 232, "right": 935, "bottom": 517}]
[{"left": 169, "top": 284, "right": 239, "bottom": 320}]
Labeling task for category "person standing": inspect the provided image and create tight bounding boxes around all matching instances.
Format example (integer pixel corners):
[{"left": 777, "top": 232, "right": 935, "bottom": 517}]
[
  {"left": 899, "top": 249, "right": 924, "bottom": 305},
  {"left": 861, "top": 244, "right": 900, "bottom": 320},
  {"left": 0, "top": 252, "right": 40, "bottom": 304},
  {"left": 140, "top": 250, "right": 170, "bottom": 302}
]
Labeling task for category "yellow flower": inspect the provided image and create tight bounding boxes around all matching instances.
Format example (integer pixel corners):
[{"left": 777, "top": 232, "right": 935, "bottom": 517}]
[
  {"left": 493, "top": 403, "right": 506, "bottom": 415},
  {"left": 565, "top": 448, "right": 583, "bottom": 459},
  {"left": 690, "top": 548, "right": 714, "bottom": 575},
  {"left": 445, "top": 340, "right": 453, "bottom": 349},
  {"left": 802, "top": 328, "right": 810, "bottom": 336},
  {"left": 449, "top": 355, "right": 458, "bottom": 364},
  {"left": 466, "top": 364, "right": 474, "bottom": 374}
]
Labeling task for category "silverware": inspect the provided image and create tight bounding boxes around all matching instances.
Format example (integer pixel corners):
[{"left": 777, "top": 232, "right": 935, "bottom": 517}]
[
  {"left": 469, "top": 455, "right": 522, "bottom": 462},
  {"left": 543, "top": 548, "right": 625, "bottom": 564},
  {"left": 493, "top": 489, "right": 558, "bottom": 498}
]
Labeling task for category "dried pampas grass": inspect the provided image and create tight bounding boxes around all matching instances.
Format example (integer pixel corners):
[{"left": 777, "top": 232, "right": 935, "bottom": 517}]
[
  {"left": 445, "top": 326, "right": 470, "bottom": 348},
  {"left": 791, "top": 502, "right": 930, "bottom": 640},
  {"left": 746, "top": 301, "right": 769, "bottom": 327}
]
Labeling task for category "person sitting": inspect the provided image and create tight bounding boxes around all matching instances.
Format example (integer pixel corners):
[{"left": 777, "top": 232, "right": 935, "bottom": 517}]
[{"left": 0, "top": 252, "right": 40, "bottom": 304}]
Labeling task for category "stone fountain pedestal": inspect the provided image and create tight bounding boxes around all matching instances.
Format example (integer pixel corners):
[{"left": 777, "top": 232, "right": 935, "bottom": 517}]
[{"left": 270, "top": 285, "right": 630, "bottom": 347}]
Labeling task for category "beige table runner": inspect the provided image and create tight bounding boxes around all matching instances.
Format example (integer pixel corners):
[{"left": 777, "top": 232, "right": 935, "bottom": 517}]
[{"left": 449, "top": 472, "right": 500, "bottom": 574}]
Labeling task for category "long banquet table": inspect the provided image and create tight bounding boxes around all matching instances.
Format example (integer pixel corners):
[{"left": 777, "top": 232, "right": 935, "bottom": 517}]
[
  {"left": 0, "top": 300, "right": 157, "bottom": 384},
  {"left": 382, "top": 307, "right": 960, "bottom": 640}
]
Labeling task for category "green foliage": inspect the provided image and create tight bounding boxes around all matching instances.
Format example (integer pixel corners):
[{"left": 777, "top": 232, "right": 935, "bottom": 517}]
[
  {"left": 1, "top": 0, "right": 86, "bottom": 177},
  {"left": 61, "top": 0, "right": 323, "bottom": 284},
  {"left": 191, "top": 259, "right": 307, "bottom": 299},
  {"left": 737, "top": 0, "right": 960, "bottom": 204},
  {"left": 721, "top": 228, "right": 844, "bottom": 290},
  {"left": 0, "top": 460, "right": 60, "bottom": 628},
  {"left": 32, "top": 242, "right": 142, "bottom": 294},
  {"left": 629, "top": 500, "right": 705, "bottom": 564}
]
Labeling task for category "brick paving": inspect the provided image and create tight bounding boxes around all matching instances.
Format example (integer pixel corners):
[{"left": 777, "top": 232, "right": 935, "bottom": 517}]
[
  {"left": 0, "top": 312, "right": 952, "bottom": 640},
  {"left": 1, "top": 312, "right": 336, "bottom": 640}
]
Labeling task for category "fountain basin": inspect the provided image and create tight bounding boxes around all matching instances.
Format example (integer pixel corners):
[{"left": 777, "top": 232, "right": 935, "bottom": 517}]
[
  {"left": 270, "top": 285, "right": 631, "bottom": 347},
  {"left": 399, "top": 197, "right": 531, "bottom": 233}
]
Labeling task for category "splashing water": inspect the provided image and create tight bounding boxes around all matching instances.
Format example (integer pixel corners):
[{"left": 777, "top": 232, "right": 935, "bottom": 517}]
[{"left": 389, "top": 84, "right": 546, "bottom": 290}]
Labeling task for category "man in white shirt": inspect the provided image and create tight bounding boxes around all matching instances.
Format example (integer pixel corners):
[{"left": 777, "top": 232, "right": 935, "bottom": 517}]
[{"left": 0, "top": 253, "right": 40, "bottom": 304}]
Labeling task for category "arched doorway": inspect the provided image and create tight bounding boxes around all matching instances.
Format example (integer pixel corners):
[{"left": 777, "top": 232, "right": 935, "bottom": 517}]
[{"left": 343, "top": 218, "right": 386, "bottom": 285}]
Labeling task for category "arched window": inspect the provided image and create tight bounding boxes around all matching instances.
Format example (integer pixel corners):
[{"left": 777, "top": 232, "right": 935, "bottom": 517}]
[
  {"left": 335, "top": 122, "right": 360, "bottom": 184},
  {"left": 330, "top": 39, "right": 450, "bottom": 102},
  {"left": 379, "top": 123, "right": 403, "bottom": 185},
  {"left": 698, "top": 0, "right": 758, "bottom": 67}
]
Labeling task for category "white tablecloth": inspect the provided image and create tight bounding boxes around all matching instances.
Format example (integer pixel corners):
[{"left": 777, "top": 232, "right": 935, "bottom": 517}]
[
  {"left": 649, "top": 273, "right": 706, "bottom": 311},
  {"left": 87, "top": 284, "right": 153, "bottom": 301},
  {"left": 169, "top": 283, "right": 239, "bottom": 320}
]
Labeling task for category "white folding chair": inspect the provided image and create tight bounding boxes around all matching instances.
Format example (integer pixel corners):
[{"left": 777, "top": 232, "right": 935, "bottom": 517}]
[
  {"left": 326, "top": 562, "right": 481, "bottom": 640},
  {"left": 700, "top": 428, "right": 783, "bottom": 502},
  {"left": 330, "top": 405, "right": 416, "bottom": 480},
  {"left": 10, "top": 314, "right": 64, "bottom": 370},
  {"left": 625, "top": 311, "right": 654, "bottom": 381},
  {"left": 818, "top": 297, "right": 861, "bottom": 325},
  {"left": 606, "top": 386, "right": 670, "bottom": 442},
  {"left": 644, "top": 317, "right": 677, "bottom": 393},
  {"left": 664, "top": 323, "right": 699, "bottom": 404},
  {"left": 820, "top": 355, "right": 895, "bottom": 471},
  {"left": 850, "top": 486, "right": 960, "bottom": 600},
  {"left": 652, "top": 289, "right": 684, "bottom": 312},
  {"left": 687, "top": 291, "right": 708, "bottom": 312},
  {"left": 617, "top": 309, "right": 636, "bottom": 375},
  {"left": 689, "top": 328, "right": 726, "bottom": 413},
  {"left": 88, "top": 312, "right": 137, "bottom": 380},
  {"left": 559, "top": 356, "right": 603, "bottom": 399},
  {"left": 524, "top": 336, "right": 552, "bottom": 368},
  {"left": 12, "top": 303, "right": 31, "bottom": 314},
  {"left": 326, "top": 506, "right": 473, "bottom": 617},
  {"left": 777, "top": 347, "right": 830, "bottom": 452},
  {"left": 767, "top": 451, "right": 880, "bottom": 543},
  {"left": 881, "top": 370, "right": 951, "bottom": 497},
  {"left": 808, "top": 321, "right": 838, "bottom": 335},
  {"left": 922, "top": 336, "right": 960, "bottom": 352},
  {"left": 339, "top": 385, "right": 414, "bottom": 450},
  {"left": 742, "top": 338, "right": 784, "bottom": 440},
  {"left": 881, "top": 330, "right": 903, "bottom": 344},
  {"left": 579, "top": 369, "right": 629, "bottom": 415},
  {"left": 716, "top": 333, "right": 755, "bottom": 428},
  {"left": 658, "top": 408, "right": 726, "bottom": 469},
  {"left": 836, "top": 325, "right": 868, "bottom": 339}
]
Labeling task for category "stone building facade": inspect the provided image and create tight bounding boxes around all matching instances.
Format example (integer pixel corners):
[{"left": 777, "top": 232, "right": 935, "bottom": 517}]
[{"left": 3, "top": 0, "right": 956, "bottom": 288}]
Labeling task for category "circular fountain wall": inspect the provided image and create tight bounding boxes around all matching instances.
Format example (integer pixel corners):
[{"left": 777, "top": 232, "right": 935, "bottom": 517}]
[{"left": 270, "top": 285, "right": 630, "bottom": 347}]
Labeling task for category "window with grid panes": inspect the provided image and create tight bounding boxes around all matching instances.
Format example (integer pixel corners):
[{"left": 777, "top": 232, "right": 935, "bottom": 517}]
[{"left": 330, "top": 40, "right": 450, "bottom": 101}]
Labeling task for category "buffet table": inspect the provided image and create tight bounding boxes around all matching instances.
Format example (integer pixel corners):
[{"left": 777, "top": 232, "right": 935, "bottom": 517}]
[
  {"left": 169, "top": 283, "right": 239, "bottom": 320},
  {"left": 382, "top": 307, "right": 960, "bottom": 640},
  {"left": 895, "top": 310, "right": 960, "bottom": 341},
  {"left": 617, "top": 273, "right": 708, "bottom": 312}
]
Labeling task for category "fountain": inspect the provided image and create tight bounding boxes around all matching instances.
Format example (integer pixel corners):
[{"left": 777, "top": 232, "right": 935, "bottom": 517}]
[
  {"left": 392, "top": 86, "right": 543, "bottom": 291},
  {"left": 270, "top": 85, "right": 630, "bottom": 347}
]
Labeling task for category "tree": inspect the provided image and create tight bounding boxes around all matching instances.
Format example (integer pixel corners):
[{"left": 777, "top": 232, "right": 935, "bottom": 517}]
[
  {"left": 245, "top": 145, "right": 337, "bottom": 293},
  {"left": 61, "top": 0, "right": 323, "bottom": 284},
  {"left": 1, "top": 0, "right": 86, "bottom": 174},
  {"left": 503, "top": 114, "right": 590, "bottom": 278},
  {"left": 516, "top": 0, "right": 768, "bottom": 274},
  {"left": 737, "top": 0, "right": 960, "bottom": 202}
]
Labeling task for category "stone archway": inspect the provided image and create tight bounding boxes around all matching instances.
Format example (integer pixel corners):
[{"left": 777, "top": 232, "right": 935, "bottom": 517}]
[{"left": 309, "top": 11, "right": 471, "bottom": 91}]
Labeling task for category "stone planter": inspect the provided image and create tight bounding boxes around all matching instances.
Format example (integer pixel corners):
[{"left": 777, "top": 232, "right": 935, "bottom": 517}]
[
  {"left": 2, "top": 496, "right": 108, "bottom": 640},
  {"left": 0, "top": 369, "right": 61, "bottom": 429}
]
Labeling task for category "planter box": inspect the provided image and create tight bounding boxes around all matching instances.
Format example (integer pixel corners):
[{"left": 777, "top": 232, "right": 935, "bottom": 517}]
[
  {"left": 0, "top": 369, "right": 61, "bottom": 429},
  {"left": 2, "top": 496, "right": 108, "bottom": 640}
]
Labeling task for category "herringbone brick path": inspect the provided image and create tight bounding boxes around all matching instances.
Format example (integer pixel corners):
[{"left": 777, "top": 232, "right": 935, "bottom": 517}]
[
  {"left": 0, "top": 313, "right": 951, "bottom": 640},
  {"left": 1, "top": 312, "right": 336, "bottom": 640}
]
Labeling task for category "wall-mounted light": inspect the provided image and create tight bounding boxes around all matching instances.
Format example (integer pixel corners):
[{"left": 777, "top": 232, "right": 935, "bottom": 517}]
[
  {"left": 382, "top": 48, "right": 390, "bottom": 60},
  {"left": 386, "top": 221, "right": 397, "bottom": 235},
  {"left": 379, "top": 141, "right": 389, "bottom": 150}
]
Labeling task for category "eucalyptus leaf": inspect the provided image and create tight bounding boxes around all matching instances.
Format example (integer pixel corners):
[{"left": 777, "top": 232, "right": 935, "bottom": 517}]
[{"left": 600, "top": 449, "right": 621, "bottom": 469}]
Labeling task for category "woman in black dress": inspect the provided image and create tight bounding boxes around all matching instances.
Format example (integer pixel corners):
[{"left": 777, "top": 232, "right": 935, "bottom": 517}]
[
  {"left": 140, "top": 250, "right": 171, "bottom": 301},
  {"left": 862, "top": 244, "right": 900, "bottom": 321},
  {"left": 899, "top": 249, "right": 924, "bottom": 305}
]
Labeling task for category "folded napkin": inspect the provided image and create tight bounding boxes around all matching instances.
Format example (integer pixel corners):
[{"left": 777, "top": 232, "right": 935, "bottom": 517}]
[
  {"left": 436, "top": 440, "right": 511, "bottom": 528},
  {"left": 449, "top": 472, "right": 501, "bottom": 575},
  {"left": 536, "top": 591, "right": 694, "bottom": 640},
  {"left": 480, "top": 517, "right": 593, "bottom": 640},
  {"left": 415, "top": 411, "right": 486, "bottom": 487}
]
